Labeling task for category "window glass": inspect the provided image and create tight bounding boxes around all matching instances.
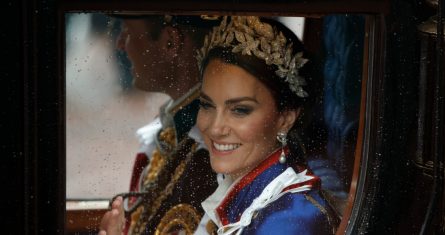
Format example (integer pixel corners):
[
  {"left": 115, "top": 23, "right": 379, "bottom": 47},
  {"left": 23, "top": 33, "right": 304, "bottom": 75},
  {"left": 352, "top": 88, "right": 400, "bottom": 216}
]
[{"left": 65, "top": 13, "right": 367, "bottom": 233}]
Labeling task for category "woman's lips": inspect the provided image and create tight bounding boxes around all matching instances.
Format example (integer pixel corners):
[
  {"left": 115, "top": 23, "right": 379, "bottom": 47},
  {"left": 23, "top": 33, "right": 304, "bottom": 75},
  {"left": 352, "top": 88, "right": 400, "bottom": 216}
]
[{"left": 211, "top": 141, "right": 241, "bottom": 155}]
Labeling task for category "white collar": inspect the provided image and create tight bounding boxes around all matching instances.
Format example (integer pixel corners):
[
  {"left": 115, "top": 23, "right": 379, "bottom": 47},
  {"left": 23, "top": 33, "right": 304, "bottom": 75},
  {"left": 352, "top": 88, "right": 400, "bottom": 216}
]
[
  {"left": 201, "top": 174, "right": 235, "bottom": 227},
  {"left": 202, "top": 167, "right": 315, "bottom": 234}
]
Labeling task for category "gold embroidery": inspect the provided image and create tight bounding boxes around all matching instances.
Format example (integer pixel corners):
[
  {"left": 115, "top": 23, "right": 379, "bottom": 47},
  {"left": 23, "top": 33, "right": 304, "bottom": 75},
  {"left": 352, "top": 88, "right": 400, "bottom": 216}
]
[
  {"left": 159, "top": 127, "right": 176, "bottom": 148},
  {"left": 142, "top": 127, "right": 177, "bottom": 185},
  {"left": 132, "top": 159, "right": 188, "bottom": 234},
  {"left": 127, "top": 86, "right": 202, "bottom": 234},
  {"left": 130, "top": 206, "right": 143, "bottom": 227},
  {"left": 129, "top": 139, "right": 197, "bottom": 234},
  {"left": 143, "top": 149, "right": 165, "bottom": 185},
  {"left": 155, "top": 204, "right": 202, "bottom": 235},
  {"left": 127, "top": 206, "right": 145, "bottom": 235},
  {"left": 128, "top": 127, "right": 178, "bottom": 234}
]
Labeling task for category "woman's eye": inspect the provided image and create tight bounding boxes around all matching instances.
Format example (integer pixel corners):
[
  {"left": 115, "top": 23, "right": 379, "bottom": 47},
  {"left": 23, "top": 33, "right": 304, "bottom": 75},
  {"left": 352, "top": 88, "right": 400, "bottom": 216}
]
[
  {"left": 198, "top": 100, "right": 214, "bottom": 110},
  {"left": 232, "top": 106, "right": 253, "bottom": 116}
]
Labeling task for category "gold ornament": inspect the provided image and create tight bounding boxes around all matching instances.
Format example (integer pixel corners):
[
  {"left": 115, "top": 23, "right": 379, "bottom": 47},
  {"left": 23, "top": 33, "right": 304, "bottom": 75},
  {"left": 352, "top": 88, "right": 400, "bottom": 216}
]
[
  {"left": 129, "top": 139, "right": 198, "bottom": 234},
  {"left": 196, "top": 16, "right": 309, "bottom": 98},
  {"left": 155, "top": 204, "right": 202, "bottom": 235}
]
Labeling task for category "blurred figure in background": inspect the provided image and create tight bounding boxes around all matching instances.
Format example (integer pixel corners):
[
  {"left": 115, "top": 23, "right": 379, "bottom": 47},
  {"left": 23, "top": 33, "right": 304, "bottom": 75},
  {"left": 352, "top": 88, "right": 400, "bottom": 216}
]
[
  {"left": 66, "top": 13, "right": 168, "bottom": 200},
  {"left": 99, "top": 15, "right": 220, "bottom": 235}
]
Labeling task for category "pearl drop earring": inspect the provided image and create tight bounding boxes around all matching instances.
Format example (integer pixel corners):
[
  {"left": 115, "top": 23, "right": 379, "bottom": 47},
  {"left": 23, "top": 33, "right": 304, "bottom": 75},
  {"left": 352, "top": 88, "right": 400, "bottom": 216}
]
[{"left": 277, "top": 132, "right": 287, "bottom": 164}]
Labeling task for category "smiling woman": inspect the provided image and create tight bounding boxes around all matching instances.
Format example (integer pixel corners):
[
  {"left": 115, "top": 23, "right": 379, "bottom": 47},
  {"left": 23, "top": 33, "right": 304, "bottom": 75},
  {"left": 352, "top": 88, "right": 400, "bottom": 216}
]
[
  {"left": 194, "top": 16, "right": 338, "bottom": 234},
  {"left": 98, "top": 15, "right": 345, "bottom": 235},
  {"left": 96, "top": 13, "right": 367, "bottom": 234},
  {"left": 197, "top": 59, "right": 294, "bottom": 180}
]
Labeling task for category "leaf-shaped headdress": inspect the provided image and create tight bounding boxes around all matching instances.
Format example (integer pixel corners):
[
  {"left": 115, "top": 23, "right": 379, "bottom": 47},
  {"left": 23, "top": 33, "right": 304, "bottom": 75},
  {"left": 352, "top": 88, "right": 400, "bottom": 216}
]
[{"left": 196, "top": 16, "right": 309, "bottom": 97}]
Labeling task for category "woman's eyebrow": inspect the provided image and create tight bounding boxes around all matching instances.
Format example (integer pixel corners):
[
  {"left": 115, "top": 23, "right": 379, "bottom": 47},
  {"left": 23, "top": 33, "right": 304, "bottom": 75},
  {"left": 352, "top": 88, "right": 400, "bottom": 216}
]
[
  {"left": 200, "top": 92, "right": 258, "bottom": 105},
  {"left": 199, "top": 92, "right": 213, "bottom": 102},
  {"left": 225, "top": 97, "right": 258, "bottom": 105}
]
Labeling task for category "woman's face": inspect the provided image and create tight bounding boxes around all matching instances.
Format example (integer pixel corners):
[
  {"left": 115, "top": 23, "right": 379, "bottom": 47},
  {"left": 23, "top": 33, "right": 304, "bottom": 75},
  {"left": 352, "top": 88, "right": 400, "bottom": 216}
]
[{"left": 197, "top": 59, "right": 295, "bottom": 179}]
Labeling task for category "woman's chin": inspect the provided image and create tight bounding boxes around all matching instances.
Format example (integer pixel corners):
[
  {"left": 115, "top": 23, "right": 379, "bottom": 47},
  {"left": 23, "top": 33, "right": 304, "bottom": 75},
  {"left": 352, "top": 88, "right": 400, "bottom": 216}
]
[{"left": 210, "top": 158, "right": 233, "bottom": 175}]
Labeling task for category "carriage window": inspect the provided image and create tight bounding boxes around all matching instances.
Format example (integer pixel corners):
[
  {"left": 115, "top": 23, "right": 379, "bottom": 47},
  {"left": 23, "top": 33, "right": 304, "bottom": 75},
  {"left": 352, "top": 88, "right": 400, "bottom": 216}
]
[{"left": 66, "top": 13, "right": 368, "bottom": 233}]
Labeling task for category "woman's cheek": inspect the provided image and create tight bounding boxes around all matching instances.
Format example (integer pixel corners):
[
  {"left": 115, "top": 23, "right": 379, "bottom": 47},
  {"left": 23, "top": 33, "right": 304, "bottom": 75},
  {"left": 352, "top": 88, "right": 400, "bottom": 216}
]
[
  {"left": 234, "top": 119, "right": 266, "bottom": 141},
  {"left": 197, "top": 110, "right": 215, "bottom": 139}
]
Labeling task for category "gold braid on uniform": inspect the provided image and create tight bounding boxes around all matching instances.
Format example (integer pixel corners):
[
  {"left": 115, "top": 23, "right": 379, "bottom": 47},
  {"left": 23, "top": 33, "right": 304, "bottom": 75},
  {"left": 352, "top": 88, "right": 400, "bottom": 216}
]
[
  {"left": 155, "top": 204, "right": 202, "bottom": 235},
  {"left": 127, "top": 85, "right": 203, "bottom": 235},
  {"left": 127, "top": 127, "right": 177, "bottom": 234},
  {"left": 128, "top": 134, "right": 198, "bottom": 234},
  {"left": 142, "top": 127, "right": 176, "bottom": 185}
]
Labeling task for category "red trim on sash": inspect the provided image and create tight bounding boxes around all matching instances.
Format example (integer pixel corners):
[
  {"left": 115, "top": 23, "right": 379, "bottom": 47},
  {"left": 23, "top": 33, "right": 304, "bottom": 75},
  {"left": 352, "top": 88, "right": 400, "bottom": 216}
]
[{"left": 216, "top": 147, "right": 288, "bottom": 225}]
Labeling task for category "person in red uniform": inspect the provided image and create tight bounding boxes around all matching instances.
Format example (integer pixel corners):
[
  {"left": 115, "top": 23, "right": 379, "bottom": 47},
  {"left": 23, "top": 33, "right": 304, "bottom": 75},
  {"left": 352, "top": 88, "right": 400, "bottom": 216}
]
[{"left": 99, "top": 15, "right": 220, "bottom": 235}]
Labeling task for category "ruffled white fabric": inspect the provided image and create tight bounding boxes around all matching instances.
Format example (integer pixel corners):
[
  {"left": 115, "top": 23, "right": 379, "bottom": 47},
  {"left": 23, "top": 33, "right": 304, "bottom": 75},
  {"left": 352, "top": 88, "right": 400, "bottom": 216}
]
[
  {"left": 135, "top": 117, "right": 162, "bottom": 157},
  {"left": 198, "top": 168, "right": 314, "bottom": 235},
  {"left": 135, "top": 117, "right": 208, "bottom": 157}
]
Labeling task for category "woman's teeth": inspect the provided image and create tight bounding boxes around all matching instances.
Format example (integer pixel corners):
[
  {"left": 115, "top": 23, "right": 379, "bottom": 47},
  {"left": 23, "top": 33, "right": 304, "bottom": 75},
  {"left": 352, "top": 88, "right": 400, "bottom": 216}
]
[{"left": 213, "top": 142, "right": 241, "bottom": 151}]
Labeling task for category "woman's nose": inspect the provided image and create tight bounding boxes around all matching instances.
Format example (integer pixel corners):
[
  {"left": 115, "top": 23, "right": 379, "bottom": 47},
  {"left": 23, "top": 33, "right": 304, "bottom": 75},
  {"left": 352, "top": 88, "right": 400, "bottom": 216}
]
[{"left": 209, "top": 113, "right": 230, "bottom": 138}]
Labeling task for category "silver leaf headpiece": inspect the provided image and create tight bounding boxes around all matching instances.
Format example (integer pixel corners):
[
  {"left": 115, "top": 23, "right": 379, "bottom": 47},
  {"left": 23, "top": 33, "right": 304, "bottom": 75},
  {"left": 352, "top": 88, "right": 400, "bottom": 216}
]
[{"left": 196, "top": 16, "right": 309, "bottom": 97}]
